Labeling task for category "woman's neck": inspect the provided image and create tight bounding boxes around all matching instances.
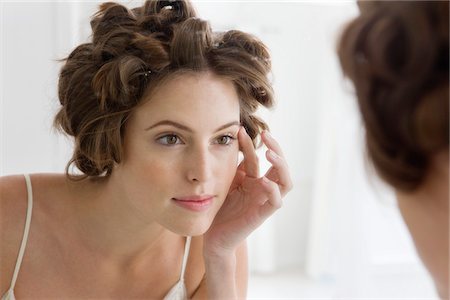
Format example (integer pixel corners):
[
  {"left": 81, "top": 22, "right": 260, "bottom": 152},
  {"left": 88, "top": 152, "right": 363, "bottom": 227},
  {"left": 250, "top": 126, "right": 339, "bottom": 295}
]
[
  {"left": 65, "top": 174, "right": 181, "bottom": 272},
  {"left": 396, "top": 150, "right": 449, "bottom": 299}
]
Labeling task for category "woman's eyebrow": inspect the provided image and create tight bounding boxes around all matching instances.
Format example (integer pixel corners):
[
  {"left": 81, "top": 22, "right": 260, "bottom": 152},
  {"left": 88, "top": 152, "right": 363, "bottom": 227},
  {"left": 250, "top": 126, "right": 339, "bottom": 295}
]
[
  {"left": 213, "top": 121, "right": 241, "bottom": 133},
  {"left": 145, "top": 120, "right": 241, "bottom": 133}
]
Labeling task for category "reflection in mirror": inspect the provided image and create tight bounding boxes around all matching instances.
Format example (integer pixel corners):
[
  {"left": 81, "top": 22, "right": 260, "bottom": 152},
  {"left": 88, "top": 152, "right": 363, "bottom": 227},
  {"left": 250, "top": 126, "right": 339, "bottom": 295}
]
[{"left": 337, "top": 1, "right": 449, "bottom": 298}]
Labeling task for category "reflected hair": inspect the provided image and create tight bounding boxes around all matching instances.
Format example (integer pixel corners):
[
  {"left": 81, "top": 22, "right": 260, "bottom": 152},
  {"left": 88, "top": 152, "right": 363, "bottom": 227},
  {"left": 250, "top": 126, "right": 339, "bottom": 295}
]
[
  {"left": 54, "top": 0, "right": 274, "bottom": 180},
  {"left": 338, "top": 1, "right": 449, "bottom": 191}
]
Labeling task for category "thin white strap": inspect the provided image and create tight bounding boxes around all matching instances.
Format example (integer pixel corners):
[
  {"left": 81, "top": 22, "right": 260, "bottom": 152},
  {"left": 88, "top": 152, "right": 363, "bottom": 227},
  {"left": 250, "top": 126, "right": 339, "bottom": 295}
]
[
  {"left": 8, "top": 174, "right": 33, "bottom": 290},
  {"left": 179, "top": 236, "right": 191, "bottom": 281}
]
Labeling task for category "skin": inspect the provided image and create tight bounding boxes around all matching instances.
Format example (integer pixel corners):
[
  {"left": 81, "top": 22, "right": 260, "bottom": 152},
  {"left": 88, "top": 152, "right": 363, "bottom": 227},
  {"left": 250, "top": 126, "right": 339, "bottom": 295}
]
[
  {"left": 108, "top": 71, "right": 242, "bottom": 240},
  {"left": 396, "top": 151, "right": 449, "bottom": 299},
  {"left": 201, "top": 125, "right": 292, "bottom": 298},
  {"left": 0, "top": 71, "right": 292, "bottom": 299}
]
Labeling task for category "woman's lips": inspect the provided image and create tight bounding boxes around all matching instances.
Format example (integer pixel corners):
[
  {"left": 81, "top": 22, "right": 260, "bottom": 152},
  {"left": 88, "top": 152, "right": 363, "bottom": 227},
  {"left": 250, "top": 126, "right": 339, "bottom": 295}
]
[{"left": 172, "top": 196, "right": 214, "bottom": 212}]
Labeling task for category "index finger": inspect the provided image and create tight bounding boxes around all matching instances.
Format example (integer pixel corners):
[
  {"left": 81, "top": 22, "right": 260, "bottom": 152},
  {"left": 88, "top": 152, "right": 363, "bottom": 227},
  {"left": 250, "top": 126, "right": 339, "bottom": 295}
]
[
  {"left": 261, "top": 130, "right": 285, "bottom": 158},
  {"left": 238, "top": 127, "right": 260, "bottom": 178}
]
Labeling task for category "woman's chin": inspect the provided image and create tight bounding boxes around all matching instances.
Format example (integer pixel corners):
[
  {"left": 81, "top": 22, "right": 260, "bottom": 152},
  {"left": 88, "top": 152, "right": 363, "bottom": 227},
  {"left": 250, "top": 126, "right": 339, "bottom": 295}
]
[{"left": 165, "top": 218, "right": 213, "bottom": 237}]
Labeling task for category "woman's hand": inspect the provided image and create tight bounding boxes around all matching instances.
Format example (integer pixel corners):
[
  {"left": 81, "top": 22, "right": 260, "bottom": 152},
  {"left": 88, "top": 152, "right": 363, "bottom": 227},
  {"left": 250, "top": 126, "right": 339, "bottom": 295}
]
[{"left": 203, "top": 127, "right": 293, "bottom": 257}]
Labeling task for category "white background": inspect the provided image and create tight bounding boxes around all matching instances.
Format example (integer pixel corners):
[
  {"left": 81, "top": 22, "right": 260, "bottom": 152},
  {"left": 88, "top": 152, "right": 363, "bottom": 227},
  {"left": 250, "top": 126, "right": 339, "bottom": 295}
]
[{"left": 0, "top": 1, "right": 438, "bottom": 298}]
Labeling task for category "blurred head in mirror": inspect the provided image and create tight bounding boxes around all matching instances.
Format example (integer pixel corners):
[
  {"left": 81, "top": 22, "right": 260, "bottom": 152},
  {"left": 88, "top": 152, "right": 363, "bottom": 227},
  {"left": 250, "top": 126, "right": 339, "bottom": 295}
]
[
  {"left": 53, "top": 1, "right": 274, "bottom": 236},
  {"left": 338, "top": 1, "right": 449, "bottom": 298}
]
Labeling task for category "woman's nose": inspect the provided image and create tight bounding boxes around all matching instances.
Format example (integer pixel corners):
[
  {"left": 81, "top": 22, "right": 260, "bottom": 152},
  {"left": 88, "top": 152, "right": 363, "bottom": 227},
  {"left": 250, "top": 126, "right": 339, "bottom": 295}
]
[{"left": 186, "top": 147, "right": 213, "bottom": 183}]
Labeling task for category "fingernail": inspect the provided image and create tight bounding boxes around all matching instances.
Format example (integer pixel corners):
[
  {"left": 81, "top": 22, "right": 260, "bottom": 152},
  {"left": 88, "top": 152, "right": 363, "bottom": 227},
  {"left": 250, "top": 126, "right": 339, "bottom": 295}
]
[{"left": 268, "top": 149, "right": 278, "bottom": 160}]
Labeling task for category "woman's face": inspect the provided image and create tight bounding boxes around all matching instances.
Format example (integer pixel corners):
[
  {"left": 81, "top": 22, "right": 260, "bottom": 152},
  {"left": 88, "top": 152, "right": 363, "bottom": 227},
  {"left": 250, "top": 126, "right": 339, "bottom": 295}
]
[{"left": 115, "top": 71, "right": 241, "bottom": 236}]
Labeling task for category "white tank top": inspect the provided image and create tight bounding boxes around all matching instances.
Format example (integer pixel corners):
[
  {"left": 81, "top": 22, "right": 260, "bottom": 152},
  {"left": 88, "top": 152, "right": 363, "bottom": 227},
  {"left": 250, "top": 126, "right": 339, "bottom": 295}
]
[{"left": 1, "top": 174, "right": 192, "bottom": 300}]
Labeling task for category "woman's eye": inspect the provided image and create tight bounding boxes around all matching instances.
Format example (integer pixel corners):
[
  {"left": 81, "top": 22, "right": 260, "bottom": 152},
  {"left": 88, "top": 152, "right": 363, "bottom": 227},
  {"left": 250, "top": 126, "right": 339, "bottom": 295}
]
[
  {"left": 216, "top": 135, "right": 236, "bottom": 145},
  {"left": 157, "top": 134, "right": 182, "bottom": 145}
]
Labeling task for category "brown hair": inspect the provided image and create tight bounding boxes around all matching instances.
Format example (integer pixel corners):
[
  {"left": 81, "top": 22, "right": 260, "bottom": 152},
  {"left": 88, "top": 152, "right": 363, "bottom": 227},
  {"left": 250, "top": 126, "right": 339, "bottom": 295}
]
[
  {"left": 54, "top": 0, "right": 274, "bottom": 179},
  {"left": 338, "top": 1, "right": 449, "bottom": 191}
]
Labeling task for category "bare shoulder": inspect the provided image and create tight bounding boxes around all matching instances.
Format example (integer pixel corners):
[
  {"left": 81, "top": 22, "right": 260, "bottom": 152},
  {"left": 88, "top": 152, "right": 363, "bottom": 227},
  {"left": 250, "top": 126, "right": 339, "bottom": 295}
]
[
  {"left": 0, "top": 174, "right": 29, "bottom": 237},
  {"left": 0, "top": 174, "right": 29, "bottom": 294},
  {"left": 0, "top": 174, "right": 27, "bottom": 210},
  {"left": 0, "top": 173, "right": 67, "bottom": 294},
  {"left": 0, "top": 173, "right": 68, "bottom": 219}
]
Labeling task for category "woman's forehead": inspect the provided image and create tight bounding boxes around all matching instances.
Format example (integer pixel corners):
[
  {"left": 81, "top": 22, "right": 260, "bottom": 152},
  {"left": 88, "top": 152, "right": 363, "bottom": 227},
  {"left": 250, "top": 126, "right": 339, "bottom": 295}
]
[
  {"left": 141, "top": 73, "right": 238, "bottom": 108},
  {"left": 131, "top": 72, "right": 240, "bottom": 130}
]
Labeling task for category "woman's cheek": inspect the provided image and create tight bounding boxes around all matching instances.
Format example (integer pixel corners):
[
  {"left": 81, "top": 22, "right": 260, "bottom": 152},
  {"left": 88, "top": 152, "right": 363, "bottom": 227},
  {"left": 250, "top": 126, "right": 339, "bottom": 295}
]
[{"left": 220, "top": 149, "right": 239, "bottom": 182}]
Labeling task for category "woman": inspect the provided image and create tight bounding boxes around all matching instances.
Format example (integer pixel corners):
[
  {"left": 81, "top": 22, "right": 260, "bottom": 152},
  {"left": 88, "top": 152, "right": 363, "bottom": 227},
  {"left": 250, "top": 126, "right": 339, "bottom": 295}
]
[
  {"left": 0, "top": 1, "right": 292, "bottom": 299},
  {"left": 338, "top": 1, "right": 448, "bottom": 298}
]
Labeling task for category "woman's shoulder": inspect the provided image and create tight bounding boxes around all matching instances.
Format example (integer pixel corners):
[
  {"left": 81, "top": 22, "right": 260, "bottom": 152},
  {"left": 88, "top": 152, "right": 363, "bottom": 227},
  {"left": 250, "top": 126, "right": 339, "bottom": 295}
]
[
  {"left": 0, "top": 174, "right": 31, "bottom": 235},
  {"left": 0, "top": 173, "right": 72, "bottom": 232},
  {"left": 0, "top": 173, "right": 69, "bottom": 241},
  {"left": 0, "top": 174, "right": 30, "bottom": 294},
  {"left": 0, "top": 173, "right": 69, "bottom": 294},
  {"left": 0, "top": 174, "right": 27, "bottom": 206},
  {"left": 0, "top": 173, "right": 67, "bottom": 208}
]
